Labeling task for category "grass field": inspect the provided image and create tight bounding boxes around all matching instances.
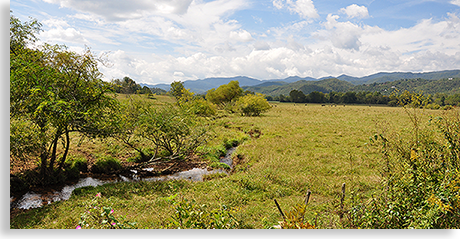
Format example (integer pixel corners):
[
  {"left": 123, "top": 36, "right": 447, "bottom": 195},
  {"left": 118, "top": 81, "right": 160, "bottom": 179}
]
[{"left": 10, "top": 96, "right": 450, "bottom": 229}]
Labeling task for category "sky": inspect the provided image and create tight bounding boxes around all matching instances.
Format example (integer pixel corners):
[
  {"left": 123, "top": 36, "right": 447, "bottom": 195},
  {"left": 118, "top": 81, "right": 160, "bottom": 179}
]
[{"left": 9, "top": 0, "right": 460, "bottom": 85}]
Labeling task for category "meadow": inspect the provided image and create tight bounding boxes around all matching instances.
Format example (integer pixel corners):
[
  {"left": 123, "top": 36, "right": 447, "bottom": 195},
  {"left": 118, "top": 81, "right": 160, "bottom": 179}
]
[{"left": 10, "top": 95, "right": 457, "bottom": 229}]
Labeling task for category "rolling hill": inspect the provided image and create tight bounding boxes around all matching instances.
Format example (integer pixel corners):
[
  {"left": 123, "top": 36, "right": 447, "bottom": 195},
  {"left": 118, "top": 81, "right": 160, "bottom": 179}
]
[{"left": 146, "top": 70, "right": 460, "bottom": 95}]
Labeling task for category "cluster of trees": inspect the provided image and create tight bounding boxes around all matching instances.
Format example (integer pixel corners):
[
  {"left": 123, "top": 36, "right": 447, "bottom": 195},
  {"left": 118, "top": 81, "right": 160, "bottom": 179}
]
[
  {"left": 204, "top": 81, "right": 271, "bottom": 116},
  {"left": 108, "top": 77, "right": 152, "bottom": 94},
  {"left": 269, "top": 90, "right": 392, "bottom": 105},
  {"left": 170, "top": 80, "right": 271, "bottom": 117}
]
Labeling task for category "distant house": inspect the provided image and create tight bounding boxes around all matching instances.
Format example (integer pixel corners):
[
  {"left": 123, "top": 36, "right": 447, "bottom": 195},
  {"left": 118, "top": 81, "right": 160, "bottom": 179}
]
[
  {"left": 448, "top": 78, "right": 453, "bottom": 80},
  {"left": 391, "top": 86, "right": 396, "bottom": 89}
]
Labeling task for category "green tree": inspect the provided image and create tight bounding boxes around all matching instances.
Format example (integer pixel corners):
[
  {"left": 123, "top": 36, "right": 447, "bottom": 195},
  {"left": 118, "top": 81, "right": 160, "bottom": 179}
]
[
  {"left": 170, "top": 81, "right": 186, "bottom": 99},
  {"left": 307, "top": 91, "right": 325, "bottom": 103},
  {"left": 342, "top": 91, "right": 357, "bottom": 104},
  {"left": 10, "top": 13, "right": 117, "bottom": 184},
  {"left": 289, "top": 90, "right": 307, "bottom": 103},
  {"left": 206, "top": 81, "right": 243, "bottom": 106},
  {"left": 235, "top": 93, "right": 271, "bottom": 116}
]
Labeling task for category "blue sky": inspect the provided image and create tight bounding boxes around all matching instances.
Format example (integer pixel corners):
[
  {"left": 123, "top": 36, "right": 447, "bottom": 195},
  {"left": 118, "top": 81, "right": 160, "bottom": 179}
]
[{"left": 9, "top": 0, "right": 460, "bottom": 85}]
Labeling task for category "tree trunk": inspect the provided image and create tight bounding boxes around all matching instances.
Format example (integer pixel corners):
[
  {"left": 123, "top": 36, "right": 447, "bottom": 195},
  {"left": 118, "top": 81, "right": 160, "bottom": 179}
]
[
  {"left": 48, "top": 129, "right": 61, "bottom": 174},
  {"left": 58, "top": 130, "right": 71, "bottom": 170}
]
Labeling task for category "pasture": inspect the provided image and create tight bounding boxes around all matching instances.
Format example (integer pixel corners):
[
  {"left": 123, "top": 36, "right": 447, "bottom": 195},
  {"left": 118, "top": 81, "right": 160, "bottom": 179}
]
[{"left": 10, "top": 97, "right": 451, "bottom": 229}]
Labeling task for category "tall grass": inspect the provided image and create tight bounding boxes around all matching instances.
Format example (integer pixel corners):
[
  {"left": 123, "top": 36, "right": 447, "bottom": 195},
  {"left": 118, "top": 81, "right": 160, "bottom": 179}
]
[
  {"left": 343, "top": 107, "right": 460, "bottom": 228},
  {"left": 11, "top": 99, "right": 453, "bottom": 229}
]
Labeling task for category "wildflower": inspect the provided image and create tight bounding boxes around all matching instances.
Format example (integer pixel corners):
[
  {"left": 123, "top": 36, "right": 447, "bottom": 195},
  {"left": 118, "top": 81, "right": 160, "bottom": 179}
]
[
  {"left": 76, "top": 225, "right": 82, "bottom": 229},
  {"left": 110, "top": 209, "right": 114, "bottom": 214},
  {"left": 96, "top": 193, "right": 101, "bottom": 197},
  {"left": 111, "top": 222, "right": 116, "bottom": 226}
]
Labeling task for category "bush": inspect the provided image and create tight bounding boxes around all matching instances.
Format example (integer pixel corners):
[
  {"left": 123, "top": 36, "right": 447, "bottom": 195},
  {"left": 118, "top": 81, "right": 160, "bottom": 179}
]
[
  {"left": 141, "top": 104, "right": 209, "bottom": 157},
  {"left": 235, "top": 93, "right": 271, "bottom": 116},
  {"left": 91, "top": 156, "right": 122, "bottom": 174},
  {"left": 424, "top": 103, "right": 440, "bottom": 110}
]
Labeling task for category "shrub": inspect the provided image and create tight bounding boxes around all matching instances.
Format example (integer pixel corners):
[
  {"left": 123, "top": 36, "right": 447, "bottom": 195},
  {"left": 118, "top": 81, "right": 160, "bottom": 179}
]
[
  {"left": 235, "top": 93, "right": 271, "bottom": 116},
  {"left": 140, "top": 104, "right": 209, "bottom": 158},
  {"left": 424, "top": 103, "right": 440, "bottom": 110},
  {"left": 91, "top": 156, "right": 122, "bottom": 174}
]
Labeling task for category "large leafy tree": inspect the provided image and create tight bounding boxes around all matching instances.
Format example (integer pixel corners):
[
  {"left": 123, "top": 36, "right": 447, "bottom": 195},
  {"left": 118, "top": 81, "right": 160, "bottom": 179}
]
[
  {"left": 10, "top": 13, "right": 118, "bottom": 184},
  {"left": 206, "top": 80, "right": 243, "bottom": 106}
]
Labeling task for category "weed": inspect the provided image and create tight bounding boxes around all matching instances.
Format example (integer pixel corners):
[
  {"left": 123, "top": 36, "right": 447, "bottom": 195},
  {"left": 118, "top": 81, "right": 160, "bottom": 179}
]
[
  {"left": 77, "top": 193, "right": 137, "bottom": 229},
  {"left": 163, "top": 197, "right": 242, "bottom": 229}
]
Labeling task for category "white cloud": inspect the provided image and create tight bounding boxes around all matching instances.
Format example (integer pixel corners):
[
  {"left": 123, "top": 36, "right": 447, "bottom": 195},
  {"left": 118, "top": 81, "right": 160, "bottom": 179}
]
[
  {"left": 272, "top": 0, "right": 284, "bottom": 10},
  {"left": 36, "top": 0, "right": 460, "bottom": 85},
  {"left": 43, "top": 0, "right": 193, "bottom": 21},
  {"left": 315, "top": 14, "right": 363, "bottom": 50},
  {"left": 229, "top": 30, "right": 254, "bottom": 42},
  {"left": 40, "top": 19, "right": 88, "bottom": 44},
  {"left": 451, "top": 0, "right": 460, "bottom": 7},
  {"left": 273, "top": 0, "right": 319, "bottom": 19},
  {"left": 96, "top": 12, "right": 460, "bottom": 84},
  {"left": 288, "top": 0, "right": 319, "bottom": 19},
  {"left": 339, "top": 4, "right": 369, "bottom": 19}
]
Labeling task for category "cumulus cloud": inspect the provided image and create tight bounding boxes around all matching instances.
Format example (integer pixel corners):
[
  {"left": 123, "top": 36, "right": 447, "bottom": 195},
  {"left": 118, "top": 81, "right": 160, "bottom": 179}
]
[
  {"left": 315, "top": 14, "right": 363, "bottom": 50},
  {"left": 339, "top": 4, "right": 369, "bottom": 19},
  {"left": 229, "top": 30, "right": 253, "bottom": 42},
  {"left": 40, "top": 19, "right": 88, "bottom": 44},
  {"left": 96, "top": 12, "right": 460, "bottom": 84},
  {"left": 37, "top": 0, "right": 460, "bottom": 85}
]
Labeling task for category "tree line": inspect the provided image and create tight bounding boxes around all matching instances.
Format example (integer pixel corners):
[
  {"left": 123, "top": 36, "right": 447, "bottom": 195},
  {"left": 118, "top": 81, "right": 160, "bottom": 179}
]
[{"left": 267, "top": 89, "right": 460, "bottom": 108}]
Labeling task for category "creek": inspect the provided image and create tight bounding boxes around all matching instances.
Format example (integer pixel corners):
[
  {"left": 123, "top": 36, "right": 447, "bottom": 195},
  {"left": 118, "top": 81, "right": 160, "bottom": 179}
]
[{"left": 10, "top": 147, "right": 237, "bottom": 210}]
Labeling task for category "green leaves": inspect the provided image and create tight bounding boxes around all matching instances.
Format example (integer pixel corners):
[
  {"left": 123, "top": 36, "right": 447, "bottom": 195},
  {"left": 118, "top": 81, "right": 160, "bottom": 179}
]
[
  {"left": 10, "top": 13, "right": 119, "bottom": 183},
  {"left": 235, "top": 93, "right": 271, "bottom": 116}
]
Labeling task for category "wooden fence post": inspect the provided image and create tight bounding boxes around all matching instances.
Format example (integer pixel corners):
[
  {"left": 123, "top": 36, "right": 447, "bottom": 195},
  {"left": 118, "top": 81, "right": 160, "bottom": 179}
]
[{"left": 340, "top": 183, "right": 346, "bottom": 220}]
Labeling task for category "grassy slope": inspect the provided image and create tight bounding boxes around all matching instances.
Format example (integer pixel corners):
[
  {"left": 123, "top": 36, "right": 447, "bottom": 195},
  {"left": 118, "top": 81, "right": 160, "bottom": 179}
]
[{"left": 10, "top": 98, "right": 442, "bottom": 229}]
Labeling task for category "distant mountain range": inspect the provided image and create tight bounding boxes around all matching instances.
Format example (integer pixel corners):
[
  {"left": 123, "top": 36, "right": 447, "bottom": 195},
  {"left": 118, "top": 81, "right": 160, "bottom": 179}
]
[{"left": 141, "top": 70, "right": 460, "bottom": 95}]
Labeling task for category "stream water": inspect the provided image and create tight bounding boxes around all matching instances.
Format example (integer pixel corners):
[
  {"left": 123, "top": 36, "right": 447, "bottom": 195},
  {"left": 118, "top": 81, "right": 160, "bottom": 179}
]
[{"left": 10, "top": 147, "right": 237, "bottom": 210}]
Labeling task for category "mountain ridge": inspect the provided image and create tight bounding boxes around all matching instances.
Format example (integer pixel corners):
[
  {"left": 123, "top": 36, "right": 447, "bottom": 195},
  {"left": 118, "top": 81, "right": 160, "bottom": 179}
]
[{"left": 144, "top": 70, "right": 460, "bottom": 94}]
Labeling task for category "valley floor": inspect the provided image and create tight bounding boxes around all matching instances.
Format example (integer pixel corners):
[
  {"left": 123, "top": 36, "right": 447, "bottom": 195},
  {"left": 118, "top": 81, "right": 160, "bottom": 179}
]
[{"left": 10, "top": 102, "right": 454, "bottom": 229}]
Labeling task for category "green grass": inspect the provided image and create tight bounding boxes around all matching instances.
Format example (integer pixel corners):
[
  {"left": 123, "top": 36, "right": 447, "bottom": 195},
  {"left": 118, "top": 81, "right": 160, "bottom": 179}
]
[{"left": 11, "top": 97, "right": 448, "bottom": 229}]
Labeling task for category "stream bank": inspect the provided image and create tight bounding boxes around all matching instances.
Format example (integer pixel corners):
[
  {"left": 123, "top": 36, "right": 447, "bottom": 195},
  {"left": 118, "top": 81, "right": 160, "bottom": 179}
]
[{"left": 10, "top": 147, "right": 237, "bottom": 210}]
